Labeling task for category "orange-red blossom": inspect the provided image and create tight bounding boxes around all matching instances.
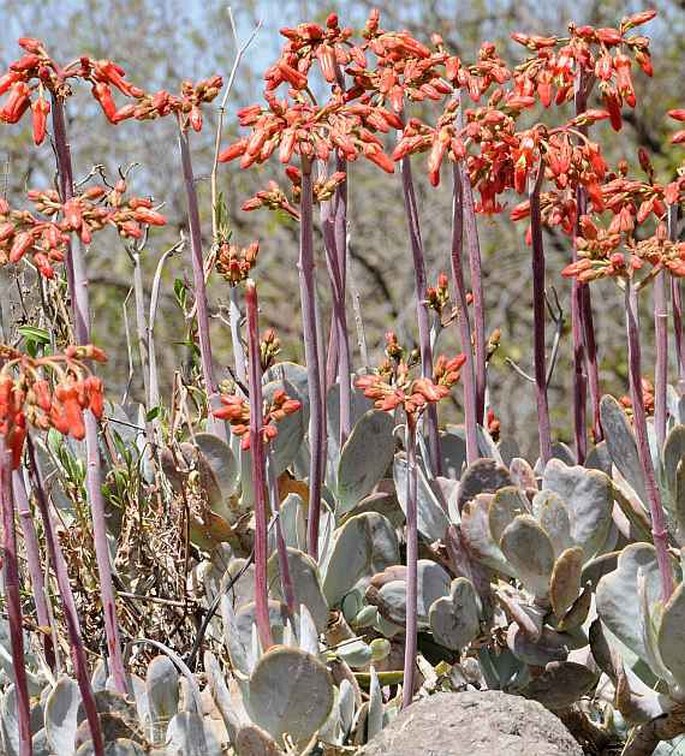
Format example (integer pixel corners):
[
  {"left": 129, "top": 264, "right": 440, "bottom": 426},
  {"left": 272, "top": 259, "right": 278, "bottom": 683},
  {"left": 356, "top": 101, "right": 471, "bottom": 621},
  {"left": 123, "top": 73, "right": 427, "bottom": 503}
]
[
  {"left": 0, "top": 344, "right": 107, "bottom": 468},
  {"left": 213, "top": 388, "right": 302, "bottom": 450},
  {"left": 356, "top": 353, "right": 466, "bottom": 417}
]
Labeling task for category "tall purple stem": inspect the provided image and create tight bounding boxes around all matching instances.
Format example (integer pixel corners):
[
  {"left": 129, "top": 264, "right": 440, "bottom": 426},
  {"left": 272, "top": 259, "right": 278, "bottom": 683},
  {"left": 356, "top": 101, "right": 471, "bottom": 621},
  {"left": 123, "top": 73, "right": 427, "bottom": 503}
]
[
  {"left": 654, "top": 269, "right": 668, "bottom": 450},
  {"left": 450, "top": 164, "right": 479, "bottom": 465},
  {"left": 625, "top": 281, "right": 674, "bottom": 601},
  {"left": 529, "top": 165, "right": 552, "bottom": 464},
  {"left": 266, "top": 452, "right": 296, "bottom": 617},
  {"left": 320, "top": 162, "right": 352, "bottom": 446},
  {"left": 25, "top": 437, "right": 104, "bottom": 755},
  {"left": 399, "top": 153, "right": 441, "bottom": 475},
  {"left": 299, "top": 159, "right": 325, "bottom": 560},
  {"left": 0, "top": 442, "right": 31, "bottom": 756},
  {"left": 178, "top": 124, "right": 228, "bottom": 443},
  {"left": 457, "top": 92, "right": 487, "bottom": 425},
  {"left": 51, "top": 94, "right": 127, "bottom": 694},
  {"left": 12, "top": 472, "right": 55, "bottom": 671},
  {"left": 245, "top": 281, "right": 273, "bottom": 650},
  {"left": 573, "top": 71, "right": 602, "bottom": 457},
  {"left": 669, "top": 207, "right": 684, "bottom": 385},
  {"left": 401, "top": 415, "right": 418, "bottom": 710}
]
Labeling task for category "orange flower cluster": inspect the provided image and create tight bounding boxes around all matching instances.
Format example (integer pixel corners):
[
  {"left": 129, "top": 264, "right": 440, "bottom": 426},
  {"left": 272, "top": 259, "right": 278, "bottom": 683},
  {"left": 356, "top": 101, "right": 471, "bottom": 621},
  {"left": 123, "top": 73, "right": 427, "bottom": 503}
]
[
  {"left": 213, "top": 388, "right": 302, "bottom": 450},
  {"left": 0, "top": 37, "right": 222, "bottom": 140},
  {"left": 215, "top": 240, "right": 260, "bottom": 286},
  {"left": 669, "top": 109, "right": 685, "bottom": 145},
  {"left": 561, "top": 172, "right": 685, "bottom": 284},
  {"left": 512, "top": 11, "right": 656, "bottom": 129},
  {"left": 0, "top": 181, "right": 166, "bottom": 278},
  {"left": 425, "top": 273, "right": 449, "bottom": 316},
  {"left": 356, "top": 332, "right": 465, "bottom": 417},
  {"left": 218, "top": 93, "right": 397, "bottom": 173},
  {"left": 0, "top": 343, "right": 107, "bottom": 468}
]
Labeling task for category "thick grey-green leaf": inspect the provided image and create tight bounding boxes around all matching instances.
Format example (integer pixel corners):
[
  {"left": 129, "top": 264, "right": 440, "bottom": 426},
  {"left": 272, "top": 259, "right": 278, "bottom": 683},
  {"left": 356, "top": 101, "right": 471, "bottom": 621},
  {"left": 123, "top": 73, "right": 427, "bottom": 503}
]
[
  {"left": 533, "top": 491, "right": 573, "bottom": 558},
  {"left": 322, "top": 513, "right": 399, "bottom": 607},
  {"left": 337, "top": 410, "right": 395, "bottom": 514},
  {"left": 488, "top": 487, "right": 529, "bottom": 544},
  {"left": 550, "top": 547, "right": 583, "bottom": 618},
  {"left": 194, "top": 432, "right": 239, "bottom": 505},
  {"left": 166, "top": 712, "right": 210, "bottom": 756},
  {"left": 542, "top": 459, "right": 612, "bottom": 558},
  {"left": 658, "top": 581, "right": 685, "bottom": 689},
  {"left": 429, "top": 577, "right": 481, "bottom": 651},
  {"left": 366, "top": 560, "right": 451, "bottom": 629},
  {"left": 394, "top": 454, "right": 449, "bottom": 541},
  {"left": 600, "top": 395, "right": 647, "bottom": 504},
  {"left": 457, "top": 458, "right": 512, "bottom": 511},
  {"left": 45, "top": 676, "right": 80, "bottom": 755},
  {"left": 246, "top": 647, "right": 334, "bottom": 745},
  {"left": 509, "top": 457, "right": 537, "bottom": 491},
  {"left": 460, "top": 495, "right": 517, "bottom": 577},
  {"left": 264, "top": 379, "right": 306, "bottom": 475},
  {"left": 145, "top": 655, "right": 178, "bottom": 743},
  {"left": 267, "top": 548, "right": 329, "bottom": 632},
  {"left": 596, "top": 543, "right": 662, "bottom": 663},
  {"left": 440, "top": 430, "right": 467, "bottom": 480},
  {"left": 664, "top": 426, "right": 685, "bottom": 496},
  {"left": 500, "top": 515, "right": 555, "bottom": 598}
]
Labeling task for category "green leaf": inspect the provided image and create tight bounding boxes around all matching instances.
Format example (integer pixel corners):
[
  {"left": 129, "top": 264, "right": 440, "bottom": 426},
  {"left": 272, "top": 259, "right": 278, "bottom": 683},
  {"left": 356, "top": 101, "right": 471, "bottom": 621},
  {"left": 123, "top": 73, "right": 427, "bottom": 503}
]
[{"left": 18, "top": 325, "right": 50, "bottom": 344}]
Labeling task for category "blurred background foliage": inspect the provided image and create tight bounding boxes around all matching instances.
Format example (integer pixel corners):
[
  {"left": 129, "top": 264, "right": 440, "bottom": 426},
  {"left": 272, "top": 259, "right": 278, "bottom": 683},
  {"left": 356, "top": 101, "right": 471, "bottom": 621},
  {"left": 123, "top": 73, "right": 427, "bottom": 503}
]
[{"left": 0, "top": 0, "right": 684, "bottom": 454}]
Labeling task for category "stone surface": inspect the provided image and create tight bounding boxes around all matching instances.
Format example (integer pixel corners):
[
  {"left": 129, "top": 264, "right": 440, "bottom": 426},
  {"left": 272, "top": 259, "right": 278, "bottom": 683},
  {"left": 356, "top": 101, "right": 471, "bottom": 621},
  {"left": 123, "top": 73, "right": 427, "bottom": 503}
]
[{"left": 359, "top": 691, "right": 583, "bottom": 756}]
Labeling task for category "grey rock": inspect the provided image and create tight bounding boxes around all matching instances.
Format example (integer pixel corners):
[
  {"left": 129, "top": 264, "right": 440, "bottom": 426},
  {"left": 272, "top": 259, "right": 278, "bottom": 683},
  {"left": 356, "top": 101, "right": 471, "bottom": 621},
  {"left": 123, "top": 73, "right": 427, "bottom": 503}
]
[{"left": 359, "top": 691, "right": 582, "bottom": 756}]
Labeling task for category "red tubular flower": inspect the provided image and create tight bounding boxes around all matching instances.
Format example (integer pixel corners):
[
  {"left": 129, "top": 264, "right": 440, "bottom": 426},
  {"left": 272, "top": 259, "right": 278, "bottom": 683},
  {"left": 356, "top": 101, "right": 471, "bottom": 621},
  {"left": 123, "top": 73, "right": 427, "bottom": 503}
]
[
  {"left": 1, "top": 81, "right": 31, "bottom": 123},
  {"left": 91, "top": 82, "right": 118, "bottom": 123},
  {"left": 31, "top": 95, "right": 50, "bottom": 145}
]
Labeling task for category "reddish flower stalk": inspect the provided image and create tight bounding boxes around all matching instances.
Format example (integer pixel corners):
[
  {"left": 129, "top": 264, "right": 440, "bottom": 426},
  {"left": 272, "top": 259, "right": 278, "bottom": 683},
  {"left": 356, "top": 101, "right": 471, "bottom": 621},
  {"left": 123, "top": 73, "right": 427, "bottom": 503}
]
[
  {"left": 25, "top": 436, "right": 104, "bottom": 755},
  {"left": 450, "top": 164, "right": 479, "bottom": 464},
  {"left": 299, "top": 159, "right": 326, "bottom": 560},
  {"left": 320, "top": 177, "right": 352, "bottom": 445},
  {"left": 625, "top": 280, "right": 674, "bottom": 601},
  {"left": 50, "top": 94, "right": 128, "bottom": 694},
  {"left": 245, "top": 280, "right": 273, "bottom": 650},
  {"left": 529, "top": 165, "right": 552, "bottom": 464},
  {"left": 654, "top": 268, "right": 668, "bottom": 450},
  {"left": 266, "top": 452, "right": 296, "bottom": 617},
  {"left": 574, "top": 72, "right": 602, "bottom": 451},
  {"left": 399, "top": 153, "right": 441, "bottom": 475},
  {"left": 669, "top": 206, "right": 685, "bottom": 385},
  {"left": 0, "top": 440, "right": 31, "bottom": 756},
  {"left": 178, "top": 125, "right": 227, "bottom": 442},
  {"left": 457, "top": 94, "right": 487, "bottom": 426},
  {"left": 12, "top": 471, "right": 55, "bottom": 671},
  {"left": 401, "top": 414, "right": 419, "bottom": 710}
]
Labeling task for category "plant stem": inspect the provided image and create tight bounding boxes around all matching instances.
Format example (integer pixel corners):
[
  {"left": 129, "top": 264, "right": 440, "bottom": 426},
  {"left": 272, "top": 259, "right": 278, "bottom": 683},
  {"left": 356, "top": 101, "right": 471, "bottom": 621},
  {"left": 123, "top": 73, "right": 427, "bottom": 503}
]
[
  {"left": 0, "top": 442, "right": 31, "bottom": 756},
  {"left": 320, "top": 163, "right": 351, "bottom": 446},
  {"left": 399, "top": 153, "right": 441, "bottom": 475},
  {"left": 51, "top": 94, "right": 127, "bottom": 694},
  {"left": 457, "top": 91, "right": 486, "bottom": 425},
  {"left": 450, "top": 163, "right": 479, "bottom": 465},
  {"left": 573, "top": 71, "right": 602, "bottom": 453},
  {"left": 266, "top": 452, "right": 296, "bottom": 616},
  {"left": 178, "top": 124, "right": 227, "bottom": 442},
  {"left": 668, "top": 207, "right": 684, "bottom": 385},
  {"left": 245, "top": 280, "right": 273, "bottom": 650},
  {"left": 654, "top": 269, "right": 668, "bottom": 451},
  {"left": 401, "top": 416, "right": 418, "bottom": 710},
  {"left": 25, "top": 437, "right": 104, "bottom": 756},
  {"left": 529, "top": 165, "right": 552, "bottom": 465},
  {"left": 625, "top": 281, "right": 674, "bottom": 601},
  {"left": 299, "top": 158, "right": 325, "bottom": 561},
  {"left": 12, "top": 471, "right": 55, "bottom": 671}
]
